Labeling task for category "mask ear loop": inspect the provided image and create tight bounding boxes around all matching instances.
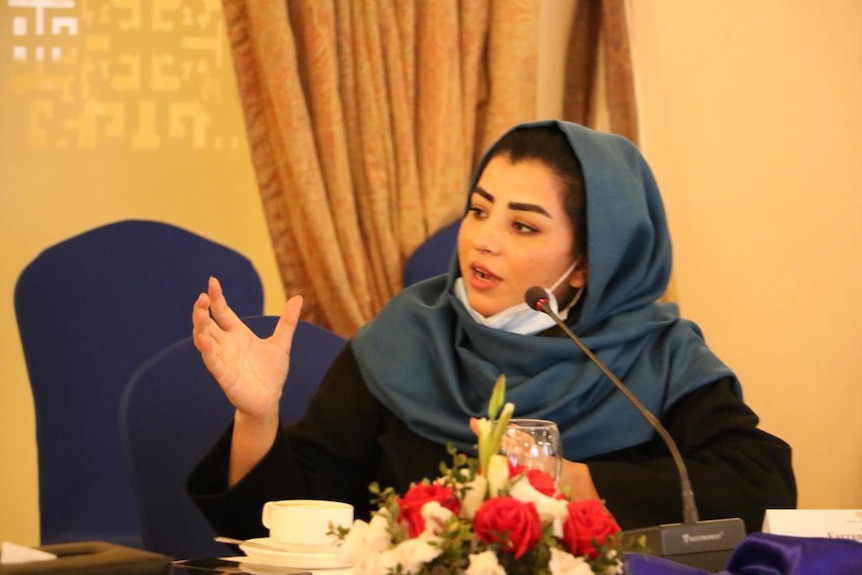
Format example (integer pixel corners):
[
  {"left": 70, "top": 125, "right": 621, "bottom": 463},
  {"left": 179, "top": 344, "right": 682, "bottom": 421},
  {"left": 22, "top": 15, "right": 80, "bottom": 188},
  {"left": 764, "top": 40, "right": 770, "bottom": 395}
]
[
  {"left": 557, "top": 256, "right": 586, "bottom": 318},
  {"left": 547, "top": 256, "right": 580, "bottom": 293},
  {"left": 560, "top": 285, "right": 585, "bottom": 316}
]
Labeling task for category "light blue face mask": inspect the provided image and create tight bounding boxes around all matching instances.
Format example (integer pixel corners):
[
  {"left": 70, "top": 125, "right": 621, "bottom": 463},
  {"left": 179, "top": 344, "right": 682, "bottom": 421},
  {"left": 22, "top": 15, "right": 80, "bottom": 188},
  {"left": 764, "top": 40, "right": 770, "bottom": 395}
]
[{"left": 454, "top": 257, "right": 582, "bottom": 335}]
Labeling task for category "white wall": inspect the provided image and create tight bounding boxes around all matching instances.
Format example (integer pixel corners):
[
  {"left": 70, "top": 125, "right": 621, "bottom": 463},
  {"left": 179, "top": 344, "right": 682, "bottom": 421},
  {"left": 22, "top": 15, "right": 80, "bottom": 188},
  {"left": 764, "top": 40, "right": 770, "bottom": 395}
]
[
  {"left": 629, "top": 0, "right": 862, "bottom": 509},
  {"left": 536, "top": 0, "right": 862, "bottom": 512}
]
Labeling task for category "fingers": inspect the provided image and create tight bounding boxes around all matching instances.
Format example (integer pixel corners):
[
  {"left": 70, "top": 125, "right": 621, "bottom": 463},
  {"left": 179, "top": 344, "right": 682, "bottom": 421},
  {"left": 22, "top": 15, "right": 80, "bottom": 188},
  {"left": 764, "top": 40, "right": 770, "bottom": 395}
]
[
  {"left": 270, "top": 295, "right": 303, "bottom": 353},
  {"left": 207, "top": 276, "right": 243, "bottom": 330},
  {"left": 192, "top": 287, "right": 229, "bottom": 379},
  {"left": 192, "top": 278, "right": 232, "bottom": 356},
  {"left": 192, "top": 292, "right": 209, "bottom": 329},
  {"left": 192, "top": 292, "right": 214, "bottom": 350},
  {"left": 469, "top": 417, "right": 480, "bottom": 436}
]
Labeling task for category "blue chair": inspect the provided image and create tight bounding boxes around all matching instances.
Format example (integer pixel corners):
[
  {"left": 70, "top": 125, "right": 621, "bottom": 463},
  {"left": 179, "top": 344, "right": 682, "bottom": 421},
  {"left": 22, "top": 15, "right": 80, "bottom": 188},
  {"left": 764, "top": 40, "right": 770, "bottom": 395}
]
[
  {"left": 13, "top": 220, "right": 264, "bottom": 547},
  {"left": 120, "top": 315, "right": 347, "bottom": 560},
  {"left": 403, "top": 220, "right": 460, "bottom": 286}
]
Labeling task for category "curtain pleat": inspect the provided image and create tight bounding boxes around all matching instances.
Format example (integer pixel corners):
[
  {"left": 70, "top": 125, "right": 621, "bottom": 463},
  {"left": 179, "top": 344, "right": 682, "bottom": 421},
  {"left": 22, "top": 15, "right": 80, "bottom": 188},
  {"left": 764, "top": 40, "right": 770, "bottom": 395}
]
[
  {"left": 563, "top": 0, "right": 601, "bottom": 127},
  {"left": 601, "top": 0, "right": 639, "bottom": 144},
  {"left": 479, "top": 0, "right": 541, "bottom": 153},
  {"left": 563, "top": 0, "right": 638, "bottom": 141}
]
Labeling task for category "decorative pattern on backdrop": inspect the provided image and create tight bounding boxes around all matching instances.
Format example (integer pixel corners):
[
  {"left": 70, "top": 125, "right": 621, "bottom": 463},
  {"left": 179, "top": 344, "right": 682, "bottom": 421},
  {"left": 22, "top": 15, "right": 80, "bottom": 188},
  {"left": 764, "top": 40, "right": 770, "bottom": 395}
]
[
  {"left": 220, "top": 0, "right": 540, "bottom": 336},
  {"left": 5, "top": 0, "right": 241, "bottom": 151}
]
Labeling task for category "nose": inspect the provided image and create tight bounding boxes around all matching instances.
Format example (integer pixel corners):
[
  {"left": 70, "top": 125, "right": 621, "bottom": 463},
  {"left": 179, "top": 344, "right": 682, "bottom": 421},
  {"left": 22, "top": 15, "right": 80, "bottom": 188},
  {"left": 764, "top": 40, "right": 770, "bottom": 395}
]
[{"left": 471, "top": 219, "right": 501, "bottom": 254}]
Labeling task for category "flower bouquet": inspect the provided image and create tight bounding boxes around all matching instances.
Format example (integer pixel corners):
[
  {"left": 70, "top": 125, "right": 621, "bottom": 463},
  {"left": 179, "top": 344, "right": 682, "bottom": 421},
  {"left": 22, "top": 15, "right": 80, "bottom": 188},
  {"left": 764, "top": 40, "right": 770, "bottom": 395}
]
[{"left": 334, "top": 376, "right": 625, "bottom": 575}]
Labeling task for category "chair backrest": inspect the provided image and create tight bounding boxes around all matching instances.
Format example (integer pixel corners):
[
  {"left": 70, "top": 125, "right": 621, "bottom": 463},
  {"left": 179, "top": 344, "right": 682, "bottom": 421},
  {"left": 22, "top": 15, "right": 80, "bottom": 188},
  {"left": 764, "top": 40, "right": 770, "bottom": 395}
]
[
  {"left": 402, "top": 220, "right": 460, "bottom": 287},
  {"left": 119, "top": 315, "right": 347, "bottom": 560},
  {"left": 13, "top": 220, "right": 264, "bottom": 547}
]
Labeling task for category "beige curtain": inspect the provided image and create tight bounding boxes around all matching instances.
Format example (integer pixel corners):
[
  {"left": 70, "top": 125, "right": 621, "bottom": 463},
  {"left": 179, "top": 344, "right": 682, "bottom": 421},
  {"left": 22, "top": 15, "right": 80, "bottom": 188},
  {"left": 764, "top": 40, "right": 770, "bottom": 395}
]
[
  {"left": 221, "top": 0, "right": 540, "bottom": 336},
  {"left": 564, "top": 0, "right": 638, "bottom": 143}
]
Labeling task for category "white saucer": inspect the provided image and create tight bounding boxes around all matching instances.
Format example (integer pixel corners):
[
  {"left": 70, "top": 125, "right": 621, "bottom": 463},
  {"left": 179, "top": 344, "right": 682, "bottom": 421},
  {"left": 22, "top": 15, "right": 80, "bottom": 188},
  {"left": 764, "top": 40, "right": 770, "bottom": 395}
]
[
  {"left": 238, "top": 562, "right": 352, "bottom": 575},
  {"left": 238, "top": 538, "right": 352, "bottom": 570},
  {"left": 237, "top": 563, "right": 307, "bottom": 575}
]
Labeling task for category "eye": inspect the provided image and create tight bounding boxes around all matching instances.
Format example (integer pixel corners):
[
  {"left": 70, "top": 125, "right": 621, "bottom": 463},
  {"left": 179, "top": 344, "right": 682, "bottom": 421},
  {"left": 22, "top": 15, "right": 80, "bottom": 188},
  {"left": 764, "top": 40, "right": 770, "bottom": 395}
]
[
  {"left": 467, "top": 205, "right": 487, "bottom": 220},
  {"left": 512, "top": 221, "right": 538, "bottom": 234}
]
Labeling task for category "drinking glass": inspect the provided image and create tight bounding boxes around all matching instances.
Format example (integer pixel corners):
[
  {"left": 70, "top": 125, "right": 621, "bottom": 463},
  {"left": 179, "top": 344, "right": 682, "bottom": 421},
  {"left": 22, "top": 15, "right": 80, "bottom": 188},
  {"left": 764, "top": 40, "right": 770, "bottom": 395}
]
[{"left": 500, "top": 418, "right": 563, "bottom": 483}]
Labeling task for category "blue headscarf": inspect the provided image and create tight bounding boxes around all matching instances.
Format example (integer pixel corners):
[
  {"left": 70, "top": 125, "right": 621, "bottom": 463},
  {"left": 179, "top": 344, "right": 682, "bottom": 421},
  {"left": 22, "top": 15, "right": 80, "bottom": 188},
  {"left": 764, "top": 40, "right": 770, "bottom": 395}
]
[{"left": 352, "top": 120, "right": 738, "bottom": 460}]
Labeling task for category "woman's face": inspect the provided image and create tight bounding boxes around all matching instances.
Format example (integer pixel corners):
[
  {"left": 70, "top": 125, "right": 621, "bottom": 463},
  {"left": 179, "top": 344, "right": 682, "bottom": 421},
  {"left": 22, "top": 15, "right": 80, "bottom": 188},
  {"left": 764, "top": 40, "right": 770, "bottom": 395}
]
[{"left": 457, "top": 155, "right": 586, "bottom": 317}]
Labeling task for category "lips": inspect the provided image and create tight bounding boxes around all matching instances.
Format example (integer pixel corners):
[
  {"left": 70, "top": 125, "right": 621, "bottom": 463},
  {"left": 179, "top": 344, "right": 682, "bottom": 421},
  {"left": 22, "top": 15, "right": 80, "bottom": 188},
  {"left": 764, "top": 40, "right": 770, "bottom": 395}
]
[{"left": 468, "top": 262, "right": 501, "bottom": 289}]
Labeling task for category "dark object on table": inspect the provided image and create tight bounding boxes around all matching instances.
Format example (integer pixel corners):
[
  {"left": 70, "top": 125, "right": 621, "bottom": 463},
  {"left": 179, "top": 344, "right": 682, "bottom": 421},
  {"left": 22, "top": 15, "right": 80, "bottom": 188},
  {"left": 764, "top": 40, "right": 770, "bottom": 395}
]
[
  {"left": 623, "top": 517, "right": 746, "bottom": 571},
  {"left": 0, "top": 541, "right": 172, "bottom": 575}
]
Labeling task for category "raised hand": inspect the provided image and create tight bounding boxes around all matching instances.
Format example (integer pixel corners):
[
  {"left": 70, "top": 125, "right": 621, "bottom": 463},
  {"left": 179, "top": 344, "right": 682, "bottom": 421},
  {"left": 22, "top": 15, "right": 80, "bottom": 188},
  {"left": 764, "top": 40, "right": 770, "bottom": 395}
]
[{"left": 192, "top": 276, "right": 303, "bottom": 420}]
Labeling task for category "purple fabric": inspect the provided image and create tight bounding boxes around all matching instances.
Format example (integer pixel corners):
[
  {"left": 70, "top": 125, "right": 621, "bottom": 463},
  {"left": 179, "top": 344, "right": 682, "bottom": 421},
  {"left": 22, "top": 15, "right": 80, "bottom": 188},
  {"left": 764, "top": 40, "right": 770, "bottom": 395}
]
[
  {"left": 624, "top": 552, "right": 712, "bottom": 574},
  {"left": 625, "top": 533, "right": 862, "bottom": 575},
  {"left": 724, "top": 532, "right": 862, "bottom": 575}
]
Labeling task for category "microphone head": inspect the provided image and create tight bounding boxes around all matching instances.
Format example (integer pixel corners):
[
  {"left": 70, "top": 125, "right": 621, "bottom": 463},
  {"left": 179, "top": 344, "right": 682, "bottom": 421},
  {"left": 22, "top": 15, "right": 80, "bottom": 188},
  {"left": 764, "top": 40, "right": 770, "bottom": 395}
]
[{"left": 525, "top": 286, "right": 550, "bottom": 311}]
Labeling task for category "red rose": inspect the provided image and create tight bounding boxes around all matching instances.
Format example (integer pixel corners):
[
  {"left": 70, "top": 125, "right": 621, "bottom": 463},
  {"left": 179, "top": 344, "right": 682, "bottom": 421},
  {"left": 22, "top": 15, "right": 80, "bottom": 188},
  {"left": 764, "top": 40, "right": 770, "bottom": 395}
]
[
  {"left": 397, "top": 483, "right": 460, "bottom": 538},
  {"left": 524, "top": 469, "right": 557, "bottom": 497},
  {"left": 508, "top": 461, "right": 525, "bottom": 479},
  {"left": 507, "top": 463, "right": 557, "bottom": 497},
  {"left": 562, "top": 499, "right": 621, "bottom": 559},
  {"left": 473, "top": 496, "right": 542, "bottom": 559}
]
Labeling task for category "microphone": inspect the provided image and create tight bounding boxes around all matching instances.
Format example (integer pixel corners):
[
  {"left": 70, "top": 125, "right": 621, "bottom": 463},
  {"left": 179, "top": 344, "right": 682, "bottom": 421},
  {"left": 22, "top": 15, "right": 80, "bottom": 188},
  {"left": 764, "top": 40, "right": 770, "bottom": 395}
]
[{"left": 525, "top": 286, "right": 745, "bottom": 571}]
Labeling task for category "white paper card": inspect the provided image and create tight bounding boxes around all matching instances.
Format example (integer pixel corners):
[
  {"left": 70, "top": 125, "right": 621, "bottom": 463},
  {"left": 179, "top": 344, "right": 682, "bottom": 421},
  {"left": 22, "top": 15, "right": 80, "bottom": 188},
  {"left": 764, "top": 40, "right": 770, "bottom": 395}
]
[
  {"left": 0, "top": 541, "right": 57, "bottom": 564},
  {"left": 762, "top": 509, "right": 862, "bottom": 543}
]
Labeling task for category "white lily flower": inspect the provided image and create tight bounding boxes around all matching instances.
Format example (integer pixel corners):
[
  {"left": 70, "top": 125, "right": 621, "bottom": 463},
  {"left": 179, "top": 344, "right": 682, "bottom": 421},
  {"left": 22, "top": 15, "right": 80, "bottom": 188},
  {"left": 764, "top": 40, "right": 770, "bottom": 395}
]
[
  {"left": 603, "top": 549, "right": 623, "bottom": 574},
  {"left": 335, "top": 511, "right": 396, "bottom": 567},
  {"left": 335, "top": 519, "right": 369, "bottom": 565},
  {"left": 460, "top": 474, "right": 489, "bottom": 519},
  {"left": 552, "top": 516, "right": 565, "bottom": 539},
  {"left": 420, "top": 501, "right": 454, "bottom": 536},
  {"left": 509, "top": 474, "right": 569, "bottom": 523},
  {"left": 549, "top": 547, "right": 593, "bottom": 575},
  {"left": 351, "top": 550, "right": 380, "bottom": 575},
  {"left": 353, "top": 546, "right": 402, "bottom": 575},
  {"left": 366, "top": 512, "right": 395, "bottom": 553},
  {"left": 395, "top": 535, "right": 444, "bottom": 573},
  {"left": 486, "top": 454, "right": 509, "bottom": 497},
  {"left": 465, "top": 550, "right": 507, "bottom": 575}
]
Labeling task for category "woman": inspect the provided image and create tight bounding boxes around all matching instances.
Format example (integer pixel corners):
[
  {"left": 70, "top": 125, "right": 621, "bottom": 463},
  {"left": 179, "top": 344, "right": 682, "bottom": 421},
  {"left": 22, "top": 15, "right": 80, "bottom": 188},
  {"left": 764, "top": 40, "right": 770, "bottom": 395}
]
[{"left": 188, "top": 121, "right": 796, "bottom": 540}]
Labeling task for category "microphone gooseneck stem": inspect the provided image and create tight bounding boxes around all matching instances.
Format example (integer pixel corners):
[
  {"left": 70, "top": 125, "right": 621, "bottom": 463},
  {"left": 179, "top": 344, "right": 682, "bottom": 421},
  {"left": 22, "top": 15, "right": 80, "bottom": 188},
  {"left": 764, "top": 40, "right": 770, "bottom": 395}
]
[{"left": 536, "top": 298, "right": 700, "bottom": 525}]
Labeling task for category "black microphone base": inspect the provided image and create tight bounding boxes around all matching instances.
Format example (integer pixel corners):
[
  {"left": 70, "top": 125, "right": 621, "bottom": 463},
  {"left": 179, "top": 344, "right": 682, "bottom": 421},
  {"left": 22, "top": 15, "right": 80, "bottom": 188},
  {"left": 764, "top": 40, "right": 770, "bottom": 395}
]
[{"left": 622, "top": 517, "right": 746, "bottom": 572}]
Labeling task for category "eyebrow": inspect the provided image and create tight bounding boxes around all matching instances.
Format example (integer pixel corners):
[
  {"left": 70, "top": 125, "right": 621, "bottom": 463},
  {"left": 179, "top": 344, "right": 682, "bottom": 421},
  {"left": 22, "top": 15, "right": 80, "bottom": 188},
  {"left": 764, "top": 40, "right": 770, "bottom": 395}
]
[{"left": 473, "top": 186, "right": 553, "bottom": 218}]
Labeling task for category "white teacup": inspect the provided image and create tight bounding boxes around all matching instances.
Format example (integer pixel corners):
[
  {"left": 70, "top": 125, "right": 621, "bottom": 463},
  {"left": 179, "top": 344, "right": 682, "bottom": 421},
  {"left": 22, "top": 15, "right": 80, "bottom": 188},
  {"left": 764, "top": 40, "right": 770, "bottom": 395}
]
[{"left": 261, "top": 499, "right": 354, "bottom": 553}]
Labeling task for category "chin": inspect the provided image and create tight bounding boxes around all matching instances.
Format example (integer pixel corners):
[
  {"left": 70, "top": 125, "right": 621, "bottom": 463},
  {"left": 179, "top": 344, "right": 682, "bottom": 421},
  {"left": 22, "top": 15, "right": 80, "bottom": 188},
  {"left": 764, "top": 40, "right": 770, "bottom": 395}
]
[
  {"left": 465, "top": 295, "right": 490, "bottom": 317},
  {"left": 460, "top": 280, "right": 517, "bottom": 316},
  {"left": 467, "top": 296, "right": 508, "bottom": 318}
]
